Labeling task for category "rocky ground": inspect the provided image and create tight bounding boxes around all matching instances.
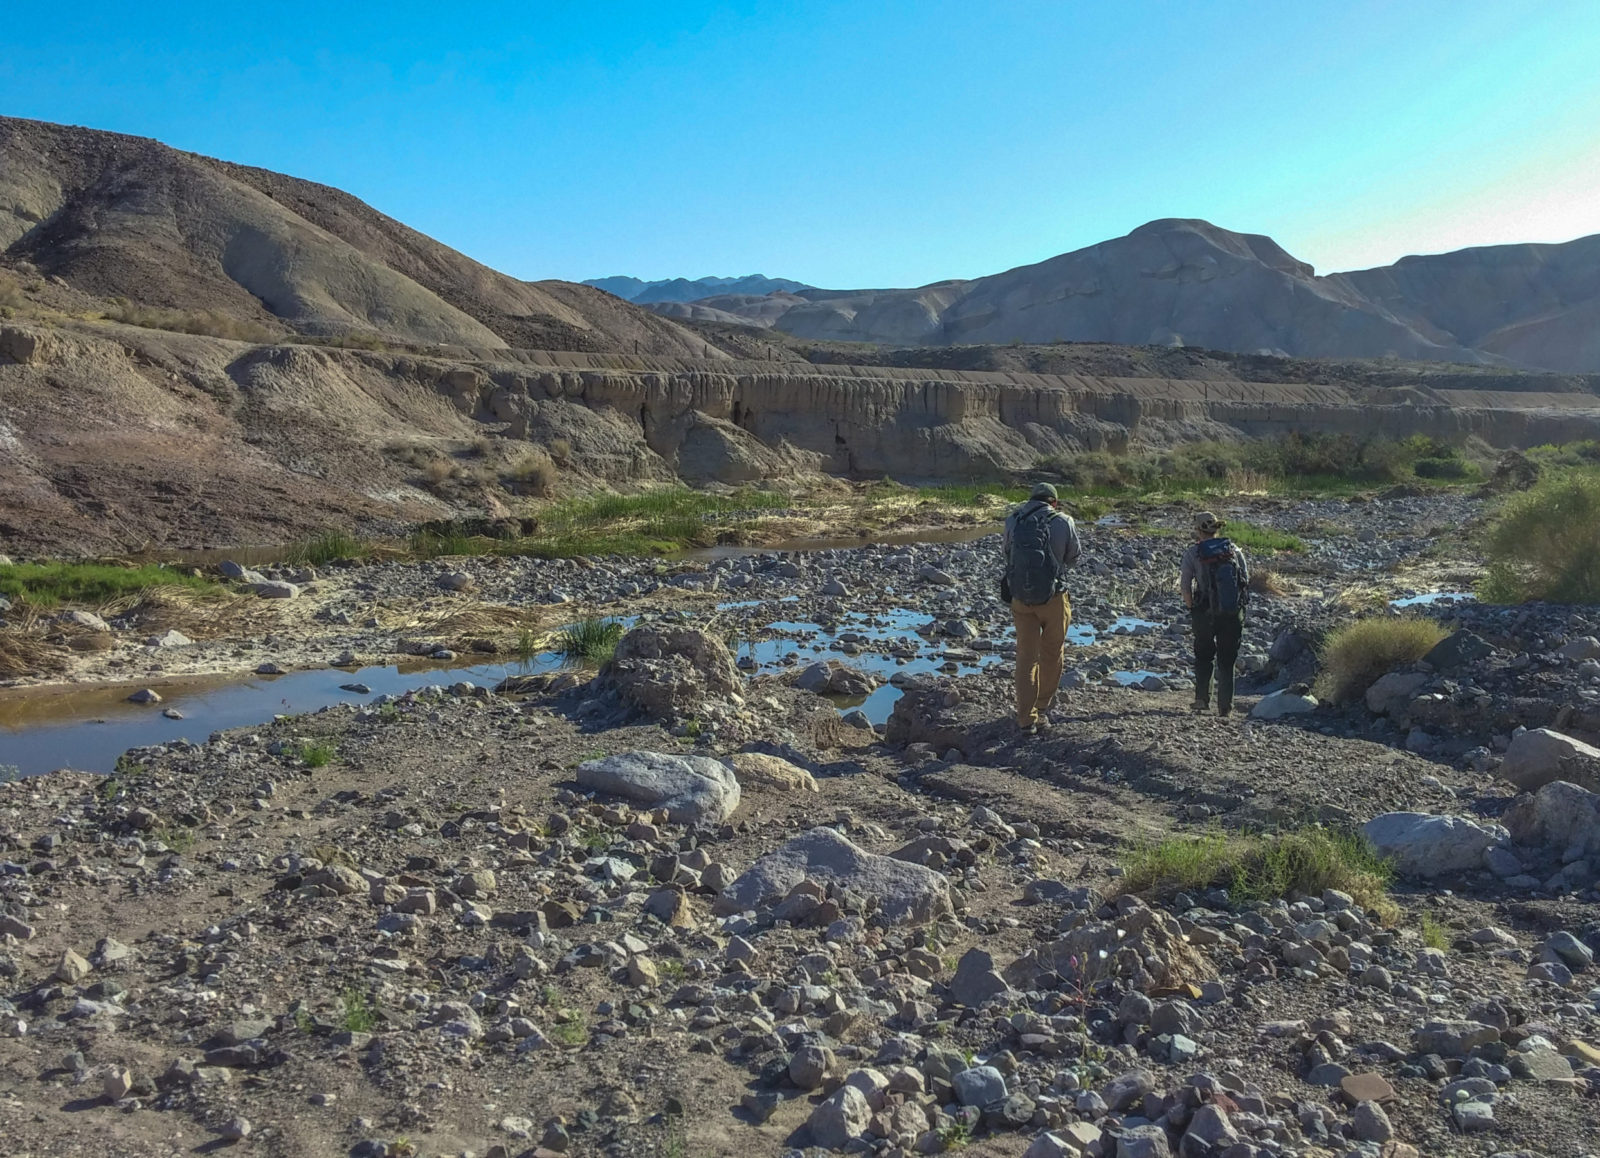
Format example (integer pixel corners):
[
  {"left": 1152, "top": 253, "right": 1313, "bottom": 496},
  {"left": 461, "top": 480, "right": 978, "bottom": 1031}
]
[{"left": 3, "top": 489, "right": 1600, "bottom": 1158}]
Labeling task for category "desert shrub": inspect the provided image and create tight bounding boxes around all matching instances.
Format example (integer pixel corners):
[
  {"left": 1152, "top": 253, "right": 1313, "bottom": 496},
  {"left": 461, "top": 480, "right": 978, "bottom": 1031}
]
[
  {"left": 1312, "top": 617, "right": 1449, "bottom": 703},
  {"left": 1479, "top": 468, "right": 1600, "bottom": 604},
  {"left": 299, "top": 741, "right": 337, "bottom": 768},
  {"left": 507, "top": 451, "right": 557, "bottom": 497},
  {"left": 423, "top": 457, "right": 458, "bottom": 485},
  {"left": 0, "top": 270, "right": 22, "bottom": 309},
  {"left": 469, "top": 435, "right": 494, "bottom": 457},
  {"left": 1414, "top": 455, "right": 1473, "bottom": 480},
  {"left": 103, "top": 303, "right": 277, "bottom": 343},
  {"left": 548, "top": 438, "right": 573, "bottom": 463}
]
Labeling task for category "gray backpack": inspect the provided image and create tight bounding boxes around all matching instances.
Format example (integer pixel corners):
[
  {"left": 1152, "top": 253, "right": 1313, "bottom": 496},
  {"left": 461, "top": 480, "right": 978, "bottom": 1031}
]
[{"left": 1006, "top": 504, "right": 1060, "bottom": 606}]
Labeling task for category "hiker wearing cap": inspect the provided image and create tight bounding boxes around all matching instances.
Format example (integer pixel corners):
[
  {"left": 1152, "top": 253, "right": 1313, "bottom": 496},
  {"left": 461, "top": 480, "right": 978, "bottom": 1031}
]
[
  {"left": 1002, "top": 483, "right": 1082, "bottom": 734},
  {"left": 1180, "top": 511, "right": 1250, "bottom": 716}
]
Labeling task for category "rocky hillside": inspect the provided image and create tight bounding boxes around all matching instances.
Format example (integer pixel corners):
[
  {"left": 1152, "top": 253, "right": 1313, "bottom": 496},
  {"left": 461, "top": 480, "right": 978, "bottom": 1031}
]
[
  {"left": 643, "top": 219, "right": 1600, "bottom": 372},
  {"left": 6, "top": 317, "right": 1600, "bottom": 555},
  {"left": 0, "top": 116, "right": 715, "bottom": 356}
]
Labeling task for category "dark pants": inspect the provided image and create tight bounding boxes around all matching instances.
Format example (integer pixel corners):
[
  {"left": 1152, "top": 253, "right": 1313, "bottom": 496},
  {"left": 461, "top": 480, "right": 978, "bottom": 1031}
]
[{"left": 1191, "top": 605, "right": 1244, "bottom": 710}]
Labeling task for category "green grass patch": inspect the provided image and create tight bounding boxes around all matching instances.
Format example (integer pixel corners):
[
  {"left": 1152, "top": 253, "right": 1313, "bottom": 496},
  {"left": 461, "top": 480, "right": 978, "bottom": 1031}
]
[
  {"left": 1479, "top": 468, "right": 1600, "bottom": 604},
  {"left": 340, "top": 988, "right": 378, "bottom": 1033},
  {"left": 285, "top": 530, "right": 370, "bottom": 566},
  {"left": 507, "top": 487, "right": 791, "bottom": 558},
  {"left": 1121, "top": 826, "right": 1395, "bottom": 919},
  {"left": 548, "top": 1013, "right": 587, "bottom": 1047},
  {"left": 1224, "top": 521, "right": 1305, "bottom": 553},
  {"left": 1313, "top": 617, "right": 1450, "bottom": 703},
  {"left": 299, "top": 741, "right": 337, "bottom": 768},
  {"left": 1418, "top": 912, "right": 1451, "bottom": 951},
  {"left": 409, "top": 528, "right": 488, "bottom": 559},
  {"left": 556, "top": 617, "right": 625, "bottom": 667},
  {"left": 0, "top": 561, "right": 215, "bottom": 609}
]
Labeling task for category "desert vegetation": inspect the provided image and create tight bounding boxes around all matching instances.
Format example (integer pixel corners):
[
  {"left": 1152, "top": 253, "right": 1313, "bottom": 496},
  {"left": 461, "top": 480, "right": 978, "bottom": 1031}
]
[
  {"left": 1312, "top": 617, "right": 1450, "bottom": 703},
  {"left": 1479, "top": 467, "right": 1600, "bottom": 604}
]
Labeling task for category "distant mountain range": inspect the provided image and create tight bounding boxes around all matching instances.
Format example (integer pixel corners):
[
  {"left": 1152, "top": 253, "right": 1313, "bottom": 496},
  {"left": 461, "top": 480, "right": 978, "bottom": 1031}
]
[
  {"left": 583, "top": 274, "right": 814, "bottom": 304},
  {"left": 621, "top": 220, "right": 1600, "bottom": 373}
]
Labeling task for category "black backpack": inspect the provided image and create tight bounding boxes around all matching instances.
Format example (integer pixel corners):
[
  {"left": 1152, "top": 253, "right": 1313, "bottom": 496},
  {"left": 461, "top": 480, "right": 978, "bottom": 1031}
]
[
  {"left": 1004, "top": 503, "right": 1061, "bottom": 606},
  {"left": 1196, "top": 537, "right": 1245, "bottom": 613}
]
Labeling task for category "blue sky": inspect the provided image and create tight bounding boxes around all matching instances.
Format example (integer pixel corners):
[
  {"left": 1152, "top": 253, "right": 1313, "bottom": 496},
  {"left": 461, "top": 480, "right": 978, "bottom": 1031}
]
[{"left": 5, "top": 1, "right": 1599, "bottom": 287}]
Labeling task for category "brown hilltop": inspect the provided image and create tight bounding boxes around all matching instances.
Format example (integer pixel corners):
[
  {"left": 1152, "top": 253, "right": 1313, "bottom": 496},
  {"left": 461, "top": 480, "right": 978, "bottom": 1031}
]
[{"left": 0, "top": 115, "right": 718, "bottom": 357}]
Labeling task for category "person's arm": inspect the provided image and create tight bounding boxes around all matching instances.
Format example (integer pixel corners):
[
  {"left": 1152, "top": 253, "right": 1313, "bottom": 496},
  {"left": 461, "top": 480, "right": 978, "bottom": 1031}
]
[
  {"left": 1179, "top": 546, "right": 1197, "bottom": 608},
  {"left": 1002, "top": 515, "right": 1014, "bottom": 563},
  {"left": 1237, "top": 545, "right": 1250, "bottom": 593},
  {"left": 1051, "top": 514, "right": 1081, "bottom": 569}
]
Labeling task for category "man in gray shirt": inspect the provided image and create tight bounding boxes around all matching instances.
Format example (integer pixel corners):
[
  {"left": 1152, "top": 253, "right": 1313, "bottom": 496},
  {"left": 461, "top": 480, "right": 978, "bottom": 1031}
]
[
  {"left": 1003, "top": 483, "right": 1082, "bottom": 734},
  {"left": 1179, "top": 511, "right": 1249, "bottom": 716}
]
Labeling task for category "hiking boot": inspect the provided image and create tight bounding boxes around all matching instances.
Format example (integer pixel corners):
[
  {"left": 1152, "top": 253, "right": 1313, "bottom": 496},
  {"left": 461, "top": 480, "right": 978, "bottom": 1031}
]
[
  {"left": 1035, "top": 717, "right": 1054, "bottom": 734},
  {"left": 1191, "top": 699, "right": 1209, "bottom": 713},
  {"left": 1217, "top": 702, "right": 1234, "bottom": 717}
]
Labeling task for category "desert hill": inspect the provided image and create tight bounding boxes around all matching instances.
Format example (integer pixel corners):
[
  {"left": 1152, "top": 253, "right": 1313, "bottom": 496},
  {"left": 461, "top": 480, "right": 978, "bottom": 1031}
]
[
  {"left": 0, "top": 116, "right": 717, "bottom": 357},
  {"left": 637, "top": 219, "right": 1600, "bottom": 372}
]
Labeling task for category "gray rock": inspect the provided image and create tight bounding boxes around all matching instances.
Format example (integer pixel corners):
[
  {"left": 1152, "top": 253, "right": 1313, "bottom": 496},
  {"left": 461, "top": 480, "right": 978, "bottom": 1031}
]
[
  {"left": 1361, "top": 812, "right": 1505, "bottom": 878},
  {"left": 1250, "top": 690, "right": 1318, "bottom": 719},
  {"left": 1451, "top": 1099, "right": 1495, "bottom": 1130},
  {"left": 1414, "top": 1020, "right": 1500, "bottom": 1056},
  {"left": 1352, "top": 1100, "right": 1393, "bottom": 1143},
  {"left": 1365, "top": 671, "right": 1428, "bottom": 717},
  {"left": 436, "top": 571, "right": 475, "bottom": 592},
  {"left": 1501, "top": 779, "right": 1600, "bottom": 858},
  {"left": 1179, "top": 1104, "right": 1238, "bottom": 1157},
  {"left": 576, "top": 752, "right": 741, "bottom": 824},
  {"left": 1101, "top": 1068, "right": 1156, "bottom": 1112},
  {"left": 127, "top": 688, "right": 162, "bottom": 705},
  {"left": 1424, "top": 630, "right": 1494, "bottom": 670},
  {"left": 953, "top": 1065, "right": 1006, "bottom": 1106},
  {"left": 146, "top": 629, "right": 192, "bottom": 647},
  {"left": 1542, "top": 931, "right": 1594, "bottom": 970},
  {"left": 60, "top": 609, "right": 111, "bottom": 632},
  {"left": 949, "top": 948, "right": 1017, "bottom": 1008},
  {"left": 1558, "top": 635, "right": 1600, "bottom": 660},
  {"left": 789, "top": 1044, "right": 833, "bottom": 1090},
  {"left": 1501, "top": 728, "right": 1600, "bottom": 793},
  {"left": 1117, "top": 1123, "right": 1171, "bottom": 1158},
  {"left": 807, "top": 1083, "right": 871, "bottom": 1149},
  {"left": 247, "top": 580, "right": 300, "bottom": 599},
  {"left": 714, "top": 827, "right": 952, "bottom": 925}
]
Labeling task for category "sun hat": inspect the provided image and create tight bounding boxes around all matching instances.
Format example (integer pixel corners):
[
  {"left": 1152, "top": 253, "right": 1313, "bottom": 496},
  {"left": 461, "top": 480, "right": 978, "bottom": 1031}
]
[
  {"left": 1193, "top": 510, "right": 1224, "bottom": 534},
  {"left": 1029, "top": 482, "right": 1059, "bottom": 501}
]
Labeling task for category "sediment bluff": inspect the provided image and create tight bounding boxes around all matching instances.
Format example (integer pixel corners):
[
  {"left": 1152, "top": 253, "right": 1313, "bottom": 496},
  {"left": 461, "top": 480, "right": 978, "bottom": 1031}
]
[{"left": 5, "top": 318, "right": 1600, "bottom": 555}]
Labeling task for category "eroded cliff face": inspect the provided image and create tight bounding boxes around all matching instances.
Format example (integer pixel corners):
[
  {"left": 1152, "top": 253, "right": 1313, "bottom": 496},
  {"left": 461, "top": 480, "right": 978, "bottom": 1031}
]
[{"left": 4, "top": 320, "right": 1600, "bottom": 553}]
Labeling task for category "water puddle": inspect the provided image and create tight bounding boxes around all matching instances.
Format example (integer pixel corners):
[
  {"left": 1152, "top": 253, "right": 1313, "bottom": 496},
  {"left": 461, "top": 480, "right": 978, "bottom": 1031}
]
[
  {"left": 1390, "top": 591, "right": 1475, "bottom": 608},
  {"left": 1110, "top": 669, "right": 1170, "bottom": 687},
  {"left": 2, "top": 596, "right": 1175, "bottom": 777},
  {"left": 0, "top": 654, "right": 564, "bottom": 778}
]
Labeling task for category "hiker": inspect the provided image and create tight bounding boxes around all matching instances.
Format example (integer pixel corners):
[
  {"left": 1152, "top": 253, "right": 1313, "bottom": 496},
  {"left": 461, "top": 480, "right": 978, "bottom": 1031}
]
[
  {"left": 1002, "top": 482, "right": 1081, "bottom": 734},
  {"left": 1180, "top": 511, "right": 1250, "bottom": 716}
]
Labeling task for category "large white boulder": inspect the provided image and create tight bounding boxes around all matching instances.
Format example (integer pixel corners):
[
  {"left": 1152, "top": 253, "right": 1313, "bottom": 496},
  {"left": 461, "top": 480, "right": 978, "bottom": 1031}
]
[
  {"left": 576, "top": 751, "right": 741, "bottom": 825},
  {"left": 715, "top": 827, "right": 952, "bottom": 925},
  {"left": 1501, "top": 728, "right": 1600, "bottom": 793},
  {"left": 1362, "top": 812, "right": 1505, "bottom": 878}
]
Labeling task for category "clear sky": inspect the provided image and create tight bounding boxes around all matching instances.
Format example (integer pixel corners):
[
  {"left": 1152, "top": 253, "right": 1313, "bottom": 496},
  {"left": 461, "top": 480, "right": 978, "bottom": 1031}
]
[{"left": 5, "top": 1, "right": 1600, "bottom": 288}]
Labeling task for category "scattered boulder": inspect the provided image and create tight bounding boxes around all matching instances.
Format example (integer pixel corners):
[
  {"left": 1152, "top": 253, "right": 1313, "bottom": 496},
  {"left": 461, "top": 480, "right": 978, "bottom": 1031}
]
[
  {"left": 948, "top": 947, "right": 1017, "bottom": 1008},
  {"left": 59, "top": 610, "right": 110, "bottom": 633},
  {"left": 1502, "top": 779, "right": 1600, "bottom": 858},
  {"left": 1250, "top": 689, "right": 1318, "bottom": 719},
  {"left": 807, "top": 1083, "right": 871, "bottom": 1149},
  {"left": 247, "top": 580, "right": 300, "bottom": 599},
  {"left": 1364, "top": 671, "right": 1428, "bottom": 717},
  {"left": 725, "top": 751, "right": 817, "bottom": 792},
  {"left": 1500, "top": 728, "right": 1600, "bottom": 793},
  {"left": 714, "top": 827, "right": 952, "bottom": 925},
  {"left": 1423, "top": 630, "right": 1494, "bottom": 670},
  {"left": 601, "top": 624, "right": 740, "bottom": 720},
  {"left": 576, "top": 752, "right": 741, "bottom": 825},
  {"left": 145, "top": 629, "right": 192, "bottom": 648},
  {"left": 1361, "top": 812, "right": 1505, "bottom": 878}
]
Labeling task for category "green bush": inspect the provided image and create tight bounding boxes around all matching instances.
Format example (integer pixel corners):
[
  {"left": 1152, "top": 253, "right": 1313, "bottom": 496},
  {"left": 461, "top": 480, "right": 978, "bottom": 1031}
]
[
  {"left": 1479, "top": 469, "right": 1600, "bottom": 604},
  {"left": 285, "top": 530, "right": 369, "bottom": 567},
  {"left": 1313, "top": 617, "right": 1449, "bottom": 703}
]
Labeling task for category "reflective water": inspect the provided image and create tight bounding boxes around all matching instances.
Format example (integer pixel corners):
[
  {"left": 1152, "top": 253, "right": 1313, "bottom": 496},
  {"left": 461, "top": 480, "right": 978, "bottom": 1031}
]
[
  {"left": 1390, "top": 591, "right": 1475, "bottom": 608},
  {"left": 2, "top": 597, "right": 1172, "bottom": 776},
  {"left": 0, "top": 654, "right": 563, "bottom": 777}
]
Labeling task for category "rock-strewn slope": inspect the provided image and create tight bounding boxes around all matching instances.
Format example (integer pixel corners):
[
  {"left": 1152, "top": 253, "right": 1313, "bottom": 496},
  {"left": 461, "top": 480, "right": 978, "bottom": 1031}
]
[{"left": 0, "top": 116, "right": 715, "bottom": 356}]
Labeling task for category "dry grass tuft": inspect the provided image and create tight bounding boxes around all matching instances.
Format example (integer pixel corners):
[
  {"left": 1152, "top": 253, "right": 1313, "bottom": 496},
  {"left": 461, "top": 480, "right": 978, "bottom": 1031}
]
[{"left": 1313, "top": 617, "right": 1449, "bottom": 704}]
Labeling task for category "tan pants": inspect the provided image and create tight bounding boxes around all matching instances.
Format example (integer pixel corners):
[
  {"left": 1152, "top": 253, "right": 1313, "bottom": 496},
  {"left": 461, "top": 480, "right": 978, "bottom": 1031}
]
[{"left": 1012, "top": 592, "right": 1071, "bottom": 726}]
